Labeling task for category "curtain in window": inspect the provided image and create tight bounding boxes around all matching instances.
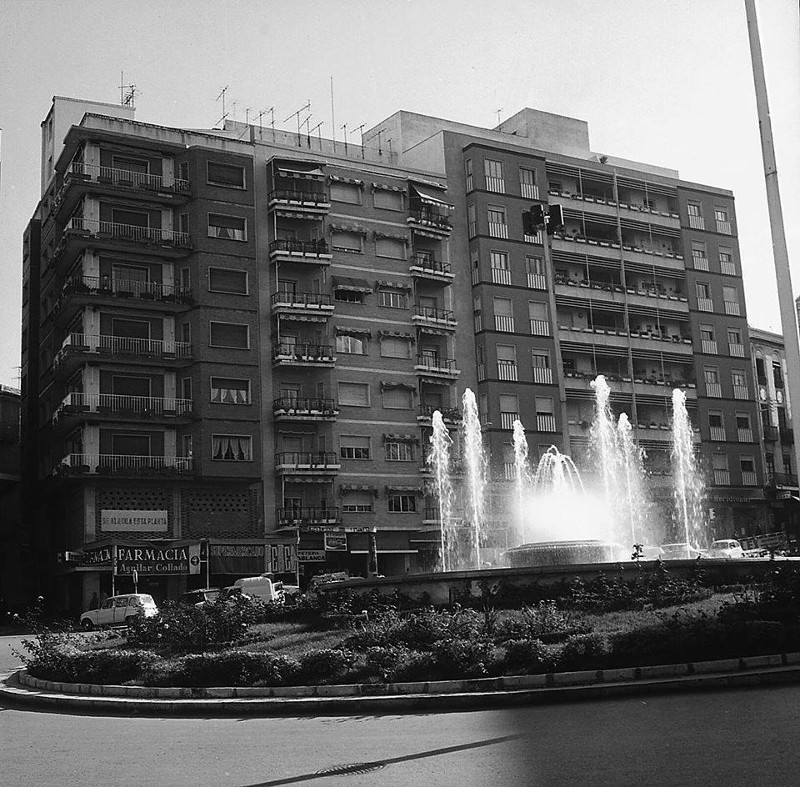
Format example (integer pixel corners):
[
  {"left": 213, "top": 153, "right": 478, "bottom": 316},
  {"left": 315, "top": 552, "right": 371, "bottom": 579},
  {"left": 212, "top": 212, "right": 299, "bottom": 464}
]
[
  {"left": 211, "top": 380, "right": 249, "bottom": 404},
  {"left": 212, "top": 435, "right": 251, "bottom": 460}
]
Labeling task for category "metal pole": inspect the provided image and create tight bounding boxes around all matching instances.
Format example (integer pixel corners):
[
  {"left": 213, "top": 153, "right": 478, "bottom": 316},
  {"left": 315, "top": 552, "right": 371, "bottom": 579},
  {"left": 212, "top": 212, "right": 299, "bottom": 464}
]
[{"left": 744, "top": 0, "right": 800, "bottom": 478}]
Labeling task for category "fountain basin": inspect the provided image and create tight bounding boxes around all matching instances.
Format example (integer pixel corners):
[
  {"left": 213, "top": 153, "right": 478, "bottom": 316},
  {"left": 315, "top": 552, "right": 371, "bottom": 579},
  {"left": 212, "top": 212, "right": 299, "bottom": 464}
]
[{"left": 506, "top": 539, "right": 626, "bottom": 567}]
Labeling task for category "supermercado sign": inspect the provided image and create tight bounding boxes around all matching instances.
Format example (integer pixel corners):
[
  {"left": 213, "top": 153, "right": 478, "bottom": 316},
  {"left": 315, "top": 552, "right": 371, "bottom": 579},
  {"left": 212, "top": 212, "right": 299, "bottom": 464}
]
[{"left": 100, "top": 510, "right": 169, "bottom": 532}]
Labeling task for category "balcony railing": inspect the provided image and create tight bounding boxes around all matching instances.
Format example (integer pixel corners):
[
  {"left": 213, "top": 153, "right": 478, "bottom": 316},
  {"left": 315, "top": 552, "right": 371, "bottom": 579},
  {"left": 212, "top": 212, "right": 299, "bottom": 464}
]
[
  {"left": 721, "top": 260, "right": 736, "bottom": 275},
  {"left": 705, "top": 383, "right": 722, "bottom": 398},
  {"left": 412, "top": 305, "right": 456, "bottom": 325},
  {"left": 697, "top": 298, "right": 714, "bottom": 312},
  {"left": 492, "top": 268, "right": 512, "bottom": 285},
  {"left": 61, "top": 162, "right": 189, "bottom": 194},
  {"left": 701, "top": 340, "right": 718, "bottom": 354},
  {"left": 409, "top": 207, "right": 452, "bottom": 230},
  {"left": 692, "top": 254, "right": 709, "bottom": 271},
  {"left": 270, "top": 291, "right": 333, "bottom": 309},
  {"left": 532, "top": 367, "right": 553, "bottom": 384},
  {"left": 536, "top": 414, "right": 557, "bottom": 432},
  {"left": 724, "top": 301, "right": 741, "bottom": 316},
  {"left": 530, "top": 319, "right": 551, "bottom": 336},
  {"left": 57, "top": 333, "right": 192, "bottom": 360},
  {"left": 737, "top": 428, "right": 754, "bottom": 443},
  {"left": 766, "top": 472, "right": 799, "bottom": 488},
  {"left": 733, "top": 385, "right": 749, "bottom": 400},
  {"left": 269, "top": 188, "right": 329, "bottom": 206},
  {"left": 689, "top": 215, "right": 705, "bottom": 230},
  {"left": 272, "top": 397, "right": 338, "bottom": 417},
  {"left": 268, "top": 238, "right": 330, "bottom": 256},
  {"left": 527, "top": 273, "right": 547, "bottom": 290},
  {"left": 56, "top": 392, "right": 192, "bottom": 418},
  {"left": 61, "top": 273, "right": 192, "bottom": 303},
  {"left": 742, "top": 471, "right": 758, "bottom": 486},
  {"left": 485, "top": 176, "right": 505, "bottom": 193},
  {"left": 497, "top": 361, "right": 518, "bottom": 382},
  {"left": 275, "top": 452, "right": 339, "bottom": 469},
  {"left": 418, "top": 405, "right": 461, "bottom": 422},
  {"left": 272, "top": 342, "right": 335, "bottom": 363},
  {"left": 713, "top": 469, "right": 731, "bottom": 486},
  {"left": 65, "top": 217, "right": 190, "bottom": 247},
  {"left": 415, "top": 356, "right": 458, "bottom": 374},
  {"left": 729, "top": 343, "right": 745, "bottom": 358},
  {"left": 710, "top": 426, "right": 726, "bottom": 441},
  {"left": 716, "top": 220, "right": 732, "bottom": 235},
  {"left": 276, "top": 506, "right": 339, "bottom": 523},
  {"left": 488, "top": 222, "right": 509, "bottom": 239},
  {"left": 495, "top": 315, "right": 515, "bottom": 332},
  {"left": 500, "top": 412, "right": 519, "bottom": 430},
  {"left": 520, "top": 183, "right": 539, "bottom": 200},
  {"left": 57, "top": 454, "right": 193, "bottom": 476},
  {"left": 409, "top": 254, "right": 452, "bottom": 277}
]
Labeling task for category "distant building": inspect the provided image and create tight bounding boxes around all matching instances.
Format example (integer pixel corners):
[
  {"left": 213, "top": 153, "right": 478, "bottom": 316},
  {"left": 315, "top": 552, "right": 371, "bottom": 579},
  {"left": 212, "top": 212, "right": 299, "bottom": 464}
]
[
  {"left": 21, "top": 99, "right": 763, "bottom": 612},
  {"left": 0, "top": 385, "right": 24, "bottom": 613}
]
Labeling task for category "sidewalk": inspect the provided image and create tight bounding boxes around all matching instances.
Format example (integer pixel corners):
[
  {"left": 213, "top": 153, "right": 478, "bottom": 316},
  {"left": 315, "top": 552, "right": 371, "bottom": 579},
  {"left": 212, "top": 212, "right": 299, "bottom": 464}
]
[{"left": 4, "top": 652, "right": 800, "bottom": 716}]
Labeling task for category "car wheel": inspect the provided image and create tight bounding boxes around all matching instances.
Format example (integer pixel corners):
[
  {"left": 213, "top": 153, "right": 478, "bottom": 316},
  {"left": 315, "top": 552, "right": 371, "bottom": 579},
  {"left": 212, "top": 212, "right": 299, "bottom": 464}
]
[{"left": 81, "top": 619, "right": 94, "bottom": 631}]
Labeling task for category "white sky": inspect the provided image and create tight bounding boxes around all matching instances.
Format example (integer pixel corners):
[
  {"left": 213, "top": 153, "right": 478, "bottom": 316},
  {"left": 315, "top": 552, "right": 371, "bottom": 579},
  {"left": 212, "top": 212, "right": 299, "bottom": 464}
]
[{"left": 1, "top": 0, "right": 798, "bottom": 388}]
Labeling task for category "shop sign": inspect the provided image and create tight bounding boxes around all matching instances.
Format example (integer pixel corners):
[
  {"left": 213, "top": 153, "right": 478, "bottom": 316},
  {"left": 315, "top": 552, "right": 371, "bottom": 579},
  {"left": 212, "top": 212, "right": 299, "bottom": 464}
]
[
  {"left": 100, "top": 509, "right": 168, "bottom": 532},
  {"left": 115, "top": 545, "right": 189, "bottom": 575},
  {"left": 82, "top": 545, "right": 113, "bottom": 566},
  {"left": 324, "top": 533, "right": 348, "bottom": 551},
  {"left": 298, "top": 549, "right": 326, "bottom": 562}
]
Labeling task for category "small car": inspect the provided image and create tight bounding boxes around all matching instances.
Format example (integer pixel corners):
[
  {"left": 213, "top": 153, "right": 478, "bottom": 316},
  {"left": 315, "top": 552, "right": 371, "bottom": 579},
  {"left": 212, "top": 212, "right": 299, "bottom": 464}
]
[
  {"left": 706, "top": 539, "right": 745, "bottom": 559},
  {"left": 80, "top": 593, "right": 158, "bottom": 630},
  {"left": 179, "top": 588, "right": 222, "bottom": 607},
  {"left": 659, "top": 542, "right": 703, "bottom": 560}
]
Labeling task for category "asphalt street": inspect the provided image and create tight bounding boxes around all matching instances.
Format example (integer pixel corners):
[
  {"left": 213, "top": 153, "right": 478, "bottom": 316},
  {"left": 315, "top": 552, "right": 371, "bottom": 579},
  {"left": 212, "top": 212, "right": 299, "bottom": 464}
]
[{"left": 3, "top": 634, "right": 800, "bottom": 787}]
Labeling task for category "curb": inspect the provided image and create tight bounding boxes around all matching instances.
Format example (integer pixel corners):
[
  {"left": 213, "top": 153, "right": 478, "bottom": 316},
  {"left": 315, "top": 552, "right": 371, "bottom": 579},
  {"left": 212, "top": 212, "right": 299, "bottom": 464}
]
[{"left": 4, "top": 652, "right": 800, "bottom": 716}]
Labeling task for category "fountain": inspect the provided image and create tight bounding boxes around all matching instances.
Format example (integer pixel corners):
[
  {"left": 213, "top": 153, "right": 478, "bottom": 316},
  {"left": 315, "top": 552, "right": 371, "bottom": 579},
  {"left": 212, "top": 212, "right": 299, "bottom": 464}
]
[
  {"left": 427, "top": 411, "right": 456, "bottom": 572},
  {"left": 461, "top": 389, "right": 489, "bottom": 569}
]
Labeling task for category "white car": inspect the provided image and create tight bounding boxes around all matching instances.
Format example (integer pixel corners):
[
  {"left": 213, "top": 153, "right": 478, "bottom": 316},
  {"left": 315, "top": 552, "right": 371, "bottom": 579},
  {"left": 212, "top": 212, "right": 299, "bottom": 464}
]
[
  {"left": 80, "top": 593, "right": 159, "bottom": 630},
  {"left": 659, "top": 543, "right": 703, "bottom": 560},
  {"left": 706, "top": 539, "right": 745, "bottom": 559}
]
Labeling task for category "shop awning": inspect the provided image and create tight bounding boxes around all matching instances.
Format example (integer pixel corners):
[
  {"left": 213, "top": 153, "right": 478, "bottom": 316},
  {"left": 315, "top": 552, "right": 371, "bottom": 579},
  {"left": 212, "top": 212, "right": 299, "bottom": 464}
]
[
  {"left": 331, "top": 276, "right": 372, "bottom": 293},
  {"left": 273, "top": 159, "right": 325, "bottom": 179},
  {"left": 410, "top": 183, "right": 454, "bottom": 210}
]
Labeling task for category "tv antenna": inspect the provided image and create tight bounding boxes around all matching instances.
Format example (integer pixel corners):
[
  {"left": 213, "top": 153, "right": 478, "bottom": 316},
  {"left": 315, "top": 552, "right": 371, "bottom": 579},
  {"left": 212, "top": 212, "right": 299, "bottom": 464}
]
[
  {"left": 496, "top": 108, "right": 503, "bottom": 126},
  {"left": 353, "top": 124, "right": 366, "bottom": 158},
  {"left": 285, "top": 100, "right": 311, "bottom": 142},
  {"left": 215, "top": 85, "right": 230, "bottom": 128},
  {"left": 119, "top": 71, "right": 138, "bottom": 108},
  {"left": 309, "top": 121, "right": 324, "bottom": 148}
]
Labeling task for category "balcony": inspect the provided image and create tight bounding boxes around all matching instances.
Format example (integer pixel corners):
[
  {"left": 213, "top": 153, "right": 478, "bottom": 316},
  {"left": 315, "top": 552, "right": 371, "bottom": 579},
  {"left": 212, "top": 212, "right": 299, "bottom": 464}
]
[
  {"left": 54, "top": 162, "right": 190, "bottom": 216},
  {"left": 408, "top": 207, "right": 452, "bottom": 236},
  {"left": 557, "top": 327, "right": 693, "bottom": 355},
  {"left": 272, "top": 342, "right": 335, "bottom": 366},
  {"left": 56, "top": 454, "right": 193, "bottom": 477},
  {"left": 733, "top": 385, "right": 750, "bottom": 400},
  {"left": 270, "top": 291, "right": 334, "bottom": 318},
  {"left": 53, "top": 392, "right": 193, "bottom": 425},
  {"left": 530, "top": 319, "right": 551, "bottom": 336},
  {"left": 62, "top": 217, "right": 191, "bottom": 249},
  {"left": 276, "top": 506, "right": 340, "bottom": 525},
  {"left": 713, "top": 469, "right": 731, "bottom": 486},
  {"left": 414, "top": 356, "right": 460, "bottom": 379},
  {"left": 527, "top": 273, "right": 547, "bottom": 290},
  {"left": 268, "top": 238, "right": 332, "bottom": 265},
  {"left": 766, "top": 472, "right": 799, "bottom": 489},
  {"left": 494, "top": 315, "right": 515, "bottom": 332},
  {"left": 500, "top": 412, "right": 519, "bottom": 430},
  {"left": 268, "top": 188, "right": 330, "bottom": 215},
  {"left": 721, "top": 260, "right": 737, "bottom": 276},
  {"left": 724, "top": 301, "right": 741, "bottom": 316},
  {"left": 741, "top": 471, "right": 758, "bottom": 486},
  {"left": 56, "top": 274, "right": 192, "bottom": 315},
  {"left": 729, "top": 343, "right": 746, "bottom": 358},
  {"left": 689, "top": 215, "right": 705, "bottom": 230},
  {"left": 697, "top": 298, "right": 714, "bottom": 312},
  {"left": 492, "top": 268, "right": 512, "bottom": 286},
  {"left": 716, "top": 220, "right": 732, "bottom": 235},
  {"left": 409, "top": 254, "right": 453, "bottom": 283},
  {"left": 54, "top": 333, "right": 192, "bottom": 377},
  {"left": 412, "top": 305, "right": 457, "bottom": 331},
  {"left": 272, "top": 397, "right": 338, "bottom": 421},
  {"left": 701, "top": 340, "right": 718, "bottom": 354},
  {"left": 536, "top": 414, "right": 557, "bottom": 432},
  {"left": 705, "top": 383, "right": 722, "bottom": 398},
  {"left": 710, "top": 426, "right": 727, "bottom": 441},
  {"left": 497, "top": 361, "right": 518, "bottom": 382},
  {"left": 737, "top": 428, "right": 754, "bottom": 443},
  {"left": 532, "top": 367, "right": 553, "bottom": 384},
  {"left": 274, "top": 452, "right": 340, "bottom": 475},
  {"left": 417, "top": 405, "right": 461, "bottom": 424}
]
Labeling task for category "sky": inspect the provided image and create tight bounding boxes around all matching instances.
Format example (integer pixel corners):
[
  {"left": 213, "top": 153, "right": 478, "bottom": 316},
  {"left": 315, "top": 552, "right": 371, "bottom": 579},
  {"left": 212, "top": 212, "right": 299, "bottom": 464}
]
[{"left": 0, "top": 0, "right": 798, "bottom": 389}]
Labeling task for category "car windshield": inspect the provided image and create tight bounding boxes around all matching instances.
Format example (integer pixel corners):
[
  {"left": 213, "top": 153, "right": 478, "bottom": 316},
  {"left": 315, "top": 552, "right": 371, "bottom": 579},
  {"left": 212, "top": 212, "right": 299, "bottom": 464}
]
[{"left": 136, "top": 595, "right": 155, "bottom": 605}]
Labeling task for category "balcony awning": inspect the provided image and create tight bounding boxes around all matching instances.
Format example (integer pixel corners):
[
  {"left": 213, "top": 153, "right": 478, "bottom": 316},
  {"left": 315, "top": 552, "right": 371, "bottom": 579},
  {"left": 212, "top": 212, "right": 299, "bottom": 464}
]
[
  {"left": 410, "top": 183, "right": 454, "bottom": 210},
  {"left": 418, "top": 326, "right": 452, "bottom": 336},
  {"left": 331, "top": 276, "right": 372, "bottom": 293},
  {"left": 335, "top": 324, "right": 372, "bottom": 336},
  {"left": 376, "top": 279, "right": 412, "bottom": 291},
  {"left": 379, "top": 330, "right": 414, "bottom": 340},
  {"left": 329, "top": 174, "right": 363, "bottom": 185},
  {"left": 383, "top": 433, "right": 419, "bottom": 443},
  {"left": 385, "top": 485, "right": 423, "bottom": 494},
  {"left": 372, "top": 181, "right": 405, "bottom": 192},
  {"left": 273, "top": 159, "right": 325, "bottom": 179},
  {"left": 380, "top": 381, "right": 417, "bottom": 391},
  {"left": 374, "top": 231, "right": 409, "bottom": 243},
  {"left": 329, "top": 222, "right": 368, "bottom": 235}
]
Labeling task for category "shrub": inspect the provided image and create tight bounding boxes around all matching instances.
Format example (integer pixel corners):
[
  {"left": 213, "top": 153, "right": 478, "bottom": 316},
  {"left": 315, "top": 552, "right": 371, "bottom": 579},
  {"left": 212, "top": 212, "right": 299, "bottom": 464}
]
[
  {"left": 296, "top": 648, "right": 357, "bottom": 683},
  {"left": 429, "top": 638, "right": 495, "bottom": 679},
  {"left": 151, "top": 651, "right": 300, "bottom": 687},
  {"left": 363, "top": 646, "right": 433, "bottom": 683},
  {"left": 63, "top": 649, "right": 160, "bottom": 684},
  {"left": 557, "top": 632, "right": 611, "bottom": 670},
  {"left": 501, "top": 638, "right": 553, "bottom": 673}
]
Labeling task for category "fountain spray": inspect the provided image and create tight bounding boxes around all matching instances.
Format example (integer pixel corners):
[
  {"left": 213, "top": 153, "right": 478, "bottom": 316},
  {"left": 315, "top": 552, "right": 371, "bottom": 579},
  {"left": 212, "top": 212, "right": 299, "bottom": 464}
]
[
  {"left": 428, "top": 411, "right": 455, "bottom": 571},
  {"left": 461, "top": 389, "right": 488, "bottom": 569},
  {"left": 512, "top": 420, "right": 534, "bottom": 543}
]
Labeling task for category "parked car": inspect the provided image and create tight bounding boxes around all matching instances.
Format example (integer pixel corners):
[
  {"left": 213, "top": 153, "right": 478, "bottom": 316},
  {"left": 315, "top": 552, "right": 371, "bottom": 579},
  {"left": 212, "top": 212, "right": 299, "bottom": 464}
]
[
  {"left": 179, "top": 588, "right": 222, "bottom": 607},
  {"left": 659, "top": 543, "right": 703, "bottom": 560},
  {"left": 228, "top": 575, "right": 285, "bottom": 604},
  {"left": 80, "top": 593, "right": 158, "bottom": 630},
  {"left": 706, "top": 539, "right": 745, "bottom": 559}
]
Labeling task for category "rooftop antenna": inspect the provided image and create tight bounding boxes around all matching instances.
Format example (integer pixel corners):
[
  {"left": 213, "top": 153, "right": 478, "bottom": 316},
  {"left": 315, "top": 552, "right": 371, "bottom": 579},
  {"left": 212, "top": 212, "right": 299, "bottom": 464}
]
[
  {"left": 341, "top": 123, "right": 348, "bottom": 153},
  {"left": 285, "top": 100, "right": 311, "bottom": 145},
  {"left": 215, "top": 85, "right": 229, "bottom": 129},
  {"left": 376, "top": 128, "right": 387, "bottom": 155},
  {"left": 353, "top": 123, "right": 366, "bottom": 158},
  {"left": 302, "top": 113, "right": 313, "bottom": 147},
  {"left": 496, "top": 108, "right": 502, "bottom": 127},
  {"left": 330, "top": 77, "right": 336, "bottom": 149},
  {"left": 310, "top": 120, "right": 323, "bottom": 149},
  {"left": 119, "top": 71, "right": 138, "bottom": 108}
]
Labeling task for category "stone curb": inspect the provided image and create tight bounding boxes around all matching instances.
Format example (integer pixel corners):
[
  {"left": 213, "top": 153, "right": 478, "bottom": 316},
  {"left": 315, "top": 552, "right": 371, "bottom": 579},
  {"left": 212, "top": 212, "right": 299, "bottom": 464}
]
[{"left": 3, "top": 652, "right": 800, "bottom": 716}]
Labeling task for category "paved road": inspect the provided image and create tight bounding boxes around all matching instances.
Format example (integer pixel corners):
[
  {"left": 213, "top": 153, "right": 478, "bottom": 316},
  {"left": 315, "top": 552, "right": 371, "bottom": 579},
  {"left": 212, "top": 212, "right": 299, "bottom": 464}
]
[{"left": 3, "top": 634, "right": 800, "bottom": 786}]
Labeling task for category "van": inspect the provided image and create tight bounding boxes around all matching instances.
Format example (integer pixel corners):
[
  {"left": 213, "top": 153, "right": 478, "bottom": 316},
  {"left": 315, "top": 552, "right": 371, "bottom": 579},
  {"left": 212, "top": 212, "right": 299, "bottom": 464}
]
[{"left": 230, "top": 575, "right": 285, "bottom": 603}]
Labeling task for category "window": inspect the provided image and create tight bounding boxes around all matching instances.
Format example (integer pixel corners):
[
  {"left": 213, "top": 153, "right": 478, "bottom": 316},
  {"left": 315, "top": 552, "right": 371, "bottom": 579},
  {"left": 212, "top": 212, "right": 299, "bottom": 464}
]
[
  {"left": 211, "top": 434, "right": 252, "bottom": 461},
  {"left": 465, "top": 159, "right": 473, "bottom": 191},
  {"left": 373, "top": 188, "right": 403, "bottom": 210},
  {"left": 331, "top": 231, "right": 363, "bottom": 253},
  {"left": 535, "top": 396, "right": 556, "bottom": 431},
  {"left": 338, "top": 381, "right": 370, "bottom": 406},
  {"left": 178, "top": 161, "right": 189, "bottom": 182},
  {"left": 704, "top": 366, "right": 721, "bottom": 397},
  {"left": 723, "top": 285, "right": 739, "bottom": 315},
  {"left": 380, "top": 336, "right": 411, "bottom": 359},
  {"left": 484, "top": 159, "right": 505, "bottom": 192},
  {"left": 386, "top": 441, "right": 414, "bottom": 461},
  {"left": 526, "top": 256, "right": 546, "bottom": 289},
  {"left": 700, "top": 324, "right": 716, "bottom": 353},
  {"left": 473, "top": 294, "right": 483, "bottom": 332},
  {"left": 499, "top": 394, "right": 520, "bottom": 430},
  {"left": 342, "top": 492, "right": 374, "bottom": 513},
  {"left": 691, "top": 241, "right": 708, "bottom": 270},
  {"left": 336, "top": 334, "right": 366, "bottom": 354},
  {"left": 209, "top": 322, "right": 249, "bottom": 349},
  {"left": 334, "top": 289, "right": 364, "bottom": 303},
  {"left": 388, "top": 494, "right": 416, "bottom": 513},
  {"left": 207, "top": 161, "right": 245, "bottom": 188},
  {"left": 715, "top": 206, "right": 731, "bottom": 233},
  {"left": 497, "top": 344, "right": 517, "bottom": 381},
  {"left": 696, "top": 282, "right": 713, "bottom": 311},
  {"left": 330, "top": 182, "right": 362, "bottom": 204},
  {"left": 112, "top": 208, "right": 149, "bottom": 228},
  {"left": 529, "top": 301, "right": 550, "bottom": 335},
  {"left": 732, "top": 369, "right": 747, "bottom": 387},
  {"left": 210, "top": 378, "right": 250, "bottom": 404},
  {"left": 382, "top": 387, "right": 413, "bottom": 409},
  {"left": 520, "top": 168, "right": 538, "bottom": 199},
  {"left": 688, "top": 201, "right": 704, "bottom": 229},
  {"left": 488, "top": 205, "right": 508, "bottom": 238},
  {"left": 340, "top": 435, "right": 370, "bottom": 460},
  {"left": 532, "top": 350, "right": 552, "bottom": 383},
  {"left": 208, "top": 214, "right": 246, "bottom": 241},
  {"left": 719, "top": 246, "right": 735, "bottom": 275},
  {"left": 468, "top": 204, "right": 477, "bottom": 238},
  {"left": 208, "top": 267, "right": 248, "bottom": 295},
  {"left": 378, "top": 289, "right": 408, "bottom": 308},
  {"left": 181, "top": 377, "right": 192, "bottom": 400},
  {"left": 375, "top": 238, "right": 405, "bottom": 259},
  {"left": 696, "top": 282, "right": 710, "bottom": 299},
  {"left": 712, "top": 453, "right": 730, "bottom": 484},
  {"left": 494, "top": 297, "right": 514, "bottom": 332},
  {"left": 490, "top": 251, "right": 511, "bottom": 285}
]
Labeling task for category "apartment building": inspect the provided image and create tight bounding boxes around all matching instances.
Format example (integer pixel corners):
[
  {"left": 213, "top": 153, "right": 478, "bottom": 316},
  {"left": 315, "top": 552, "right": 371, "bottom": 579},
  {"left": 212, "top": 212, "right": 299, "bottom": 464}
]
[
  {"left": 0, "top": 386, "right": 24, "bottom": 613},
  {"left": 22, "top": 99, "right": 763, "bottom": 611}
]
